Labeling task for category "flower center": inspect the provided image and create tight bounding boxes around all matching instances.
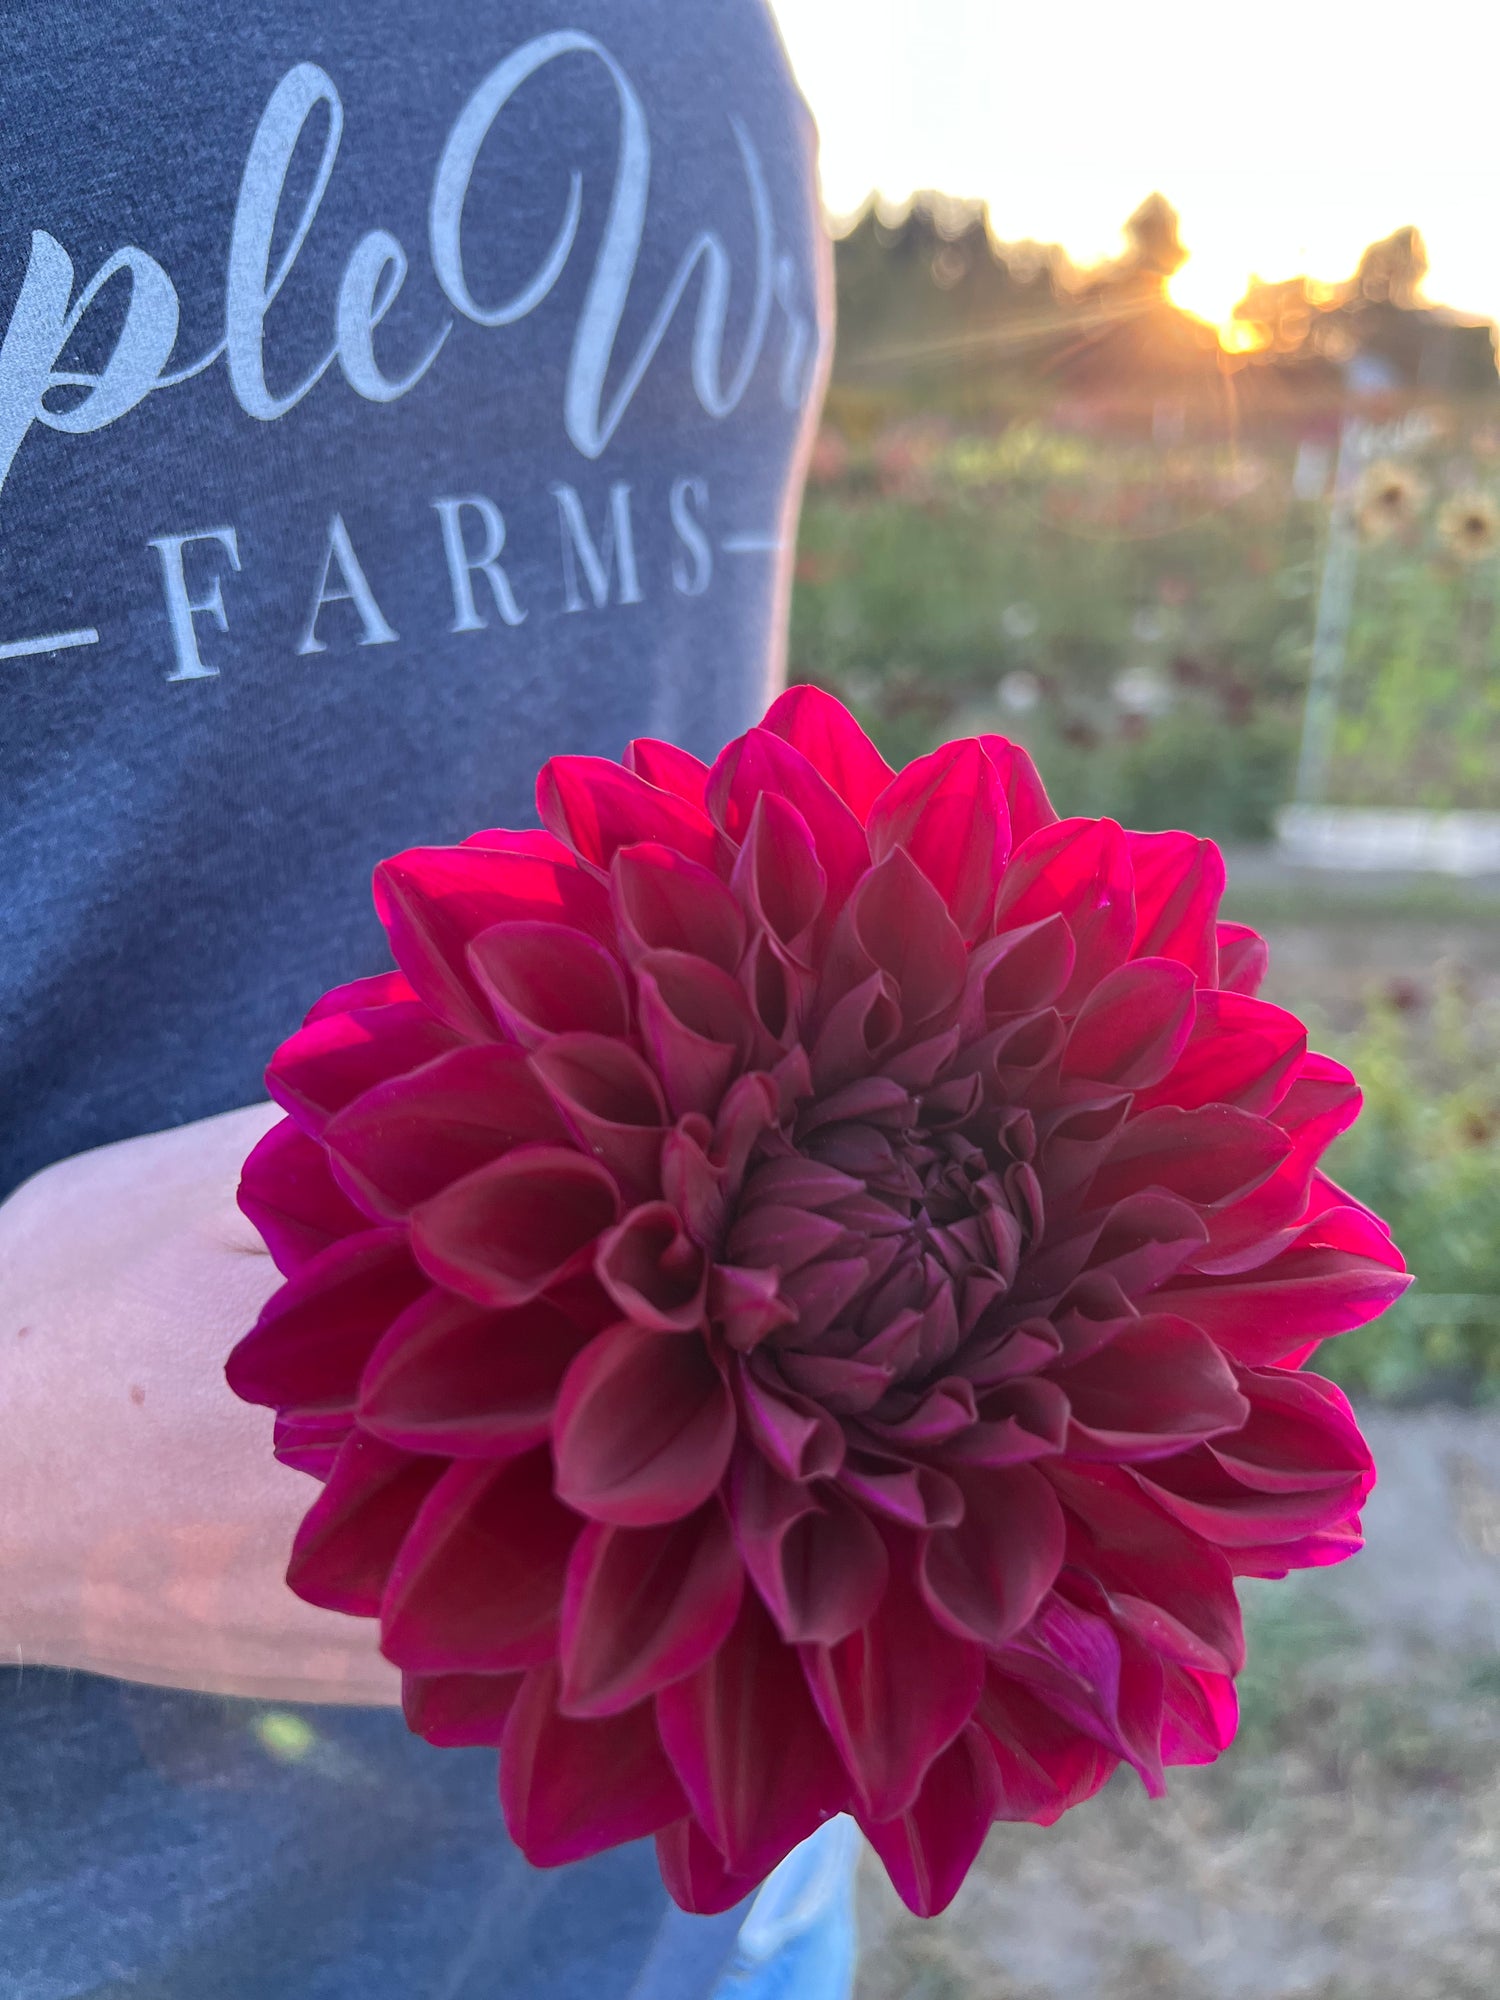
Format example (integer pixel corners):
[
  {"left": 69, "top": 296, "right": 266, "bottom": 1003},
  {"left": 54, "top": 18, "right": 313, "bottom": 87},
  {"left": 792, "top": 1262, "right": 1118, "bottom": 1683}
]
[{"left": 723, "top": 1090, "right": 1041, "bottom": 1417}]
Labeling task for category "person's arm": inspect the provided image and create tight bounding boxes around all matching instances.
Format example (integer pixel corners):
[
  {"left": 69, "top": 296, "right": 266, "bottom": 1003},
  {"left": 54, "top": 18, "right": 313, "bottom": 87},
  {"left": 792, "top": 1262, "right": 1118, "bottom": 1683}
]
[{"left": 0, "top": 1102, "right": 400, "bottom": 1706}]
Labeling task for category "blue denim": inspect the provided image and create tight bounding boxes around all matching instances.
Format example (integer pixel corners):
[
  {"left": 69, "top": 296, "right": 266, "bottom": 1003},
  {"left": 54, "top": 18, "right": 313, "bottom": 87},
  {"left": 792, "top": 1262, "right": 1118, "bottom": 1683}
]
[
  {"left": 0, "top": 1672, "right": 863, "bottom": 1999},
  {"left": 710, "top": 1819, "right": 861, "bottom": 2000}
]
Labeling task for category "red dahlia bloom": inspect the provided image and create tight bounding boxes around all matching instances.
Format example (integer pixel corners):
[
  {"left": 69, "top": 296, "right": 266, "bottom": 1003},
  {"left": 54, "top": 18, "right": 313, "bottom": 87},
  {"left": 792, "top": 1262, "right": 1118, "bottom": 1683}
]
[{"left": 228, "top": 687, "right": 1409, "bottom": 1917}]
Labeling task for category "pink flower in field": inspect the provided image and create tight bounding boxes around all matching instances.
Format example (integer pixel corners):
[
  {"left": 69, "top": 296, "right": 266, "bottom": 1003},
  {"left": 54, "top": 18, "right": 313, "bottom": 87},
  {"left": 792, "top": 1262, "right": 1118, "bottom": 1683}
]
[{"left": 228, "top": 686, "right": 1409, "bottom": 1918}]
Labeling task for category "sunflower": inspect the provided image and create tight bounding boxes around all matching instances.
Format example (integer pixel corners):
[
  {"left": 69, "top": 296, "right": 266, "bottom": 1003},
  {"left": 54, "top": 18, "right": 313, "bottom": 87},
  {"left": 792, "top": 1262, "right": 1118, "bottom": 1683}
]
[
  {"left": 1354, "top": 459, "right": 1426, "bottom": 541},
  {"left": 1437, "top": 491, "right": 1500, "bottom": 562}
]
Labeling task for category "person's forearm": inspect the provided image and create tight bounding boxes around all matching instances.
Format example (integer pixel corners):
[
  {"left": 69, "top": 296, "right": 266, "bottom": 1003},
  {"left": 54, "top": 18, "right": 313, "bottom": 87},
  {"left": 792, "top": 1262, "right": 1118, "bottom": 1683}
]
[{"left": 0, "top": 1104, "right": 401, "bottom": 1705}]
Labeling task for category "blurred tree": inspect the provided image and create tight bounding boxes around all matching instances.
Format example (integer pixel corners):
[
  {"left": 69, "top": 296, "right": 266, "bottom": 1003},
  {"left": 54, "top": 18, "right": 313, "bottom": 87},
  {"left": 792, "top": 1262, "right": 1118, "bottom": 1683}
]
[{"left": 828, "top": 196, "right": 1499, "bottom": 417}]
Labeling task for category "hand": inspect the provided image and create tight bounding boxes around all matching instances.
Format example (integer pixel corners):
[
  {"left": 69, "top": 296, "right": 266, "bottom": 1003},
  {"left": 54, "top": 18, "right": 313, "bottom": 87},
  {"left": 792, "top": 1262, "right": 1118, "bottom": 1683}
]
[{"left": 0, "top": 1103, "right": 401, "bottom": 1707}]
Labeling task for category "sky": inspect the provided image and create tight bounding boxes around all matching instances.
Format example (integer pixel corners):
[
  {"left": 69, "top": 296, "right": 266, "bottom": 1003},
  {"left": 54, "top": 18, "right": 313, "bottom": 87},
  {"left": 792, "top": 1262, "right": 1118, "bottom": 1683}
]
[{"left": 767, "top": 0, "right": 1500, "bottom": 337}]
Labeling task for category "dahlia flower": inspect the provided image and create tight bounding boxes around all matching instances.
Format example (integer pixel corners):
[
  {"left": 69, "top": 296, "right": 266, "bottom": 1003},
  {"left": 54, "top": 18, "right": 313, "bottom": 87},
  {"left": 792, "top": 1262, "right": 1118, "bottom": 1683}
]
[{"left": 228, "top": 687, "right": 1408, "bottom": 1917}]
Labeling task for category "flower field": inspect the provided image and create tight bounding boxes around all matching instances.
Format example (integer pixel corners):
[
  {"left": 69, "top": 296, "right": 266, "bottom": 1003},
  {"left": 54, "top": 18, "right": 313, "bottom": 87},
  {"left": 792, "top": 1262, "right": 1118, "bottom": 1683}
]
[{"left": 791, "top": 407, "right": 1500, "bottom": 837}]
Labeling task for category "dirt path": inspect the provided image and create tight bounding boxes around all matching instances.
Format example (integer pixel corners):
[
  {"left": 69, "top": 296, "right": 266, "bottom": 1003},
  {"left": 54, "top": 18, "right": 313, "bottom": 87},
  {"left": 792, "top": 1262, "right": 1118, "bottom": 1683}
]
[{"left": 856, "top": 1410, "right": 1500, "bottom": 2000}]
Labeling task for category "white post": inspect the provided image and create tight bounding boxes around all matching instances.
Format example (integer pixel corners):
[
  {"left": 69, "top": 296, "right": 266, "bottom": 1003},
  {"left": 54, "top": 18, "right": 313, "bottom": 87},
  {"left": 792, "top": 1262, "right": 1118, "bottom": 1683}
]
[{"left": 1293, "top": 415, "right": 1369, "bottom": 806}]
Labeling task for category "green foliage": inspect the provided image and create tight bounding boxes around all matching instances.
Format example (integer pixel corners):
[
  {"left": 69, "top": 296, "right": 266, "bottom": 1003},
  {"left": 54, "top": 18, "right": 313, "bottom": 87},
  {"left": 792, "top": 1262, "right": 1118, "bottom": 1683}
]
[
  {"left": 790, "top": 416, "right": 1500, "bottom": 833},
  {"left": 1019, "top": 708, "right": 1297, "bottom": 845},
  {"left": 1317, "top": 981, "right": 1500, "bottom": 1403},
  {"left": 1333, "top": 551, "right": 1500, "bottom": 808}
]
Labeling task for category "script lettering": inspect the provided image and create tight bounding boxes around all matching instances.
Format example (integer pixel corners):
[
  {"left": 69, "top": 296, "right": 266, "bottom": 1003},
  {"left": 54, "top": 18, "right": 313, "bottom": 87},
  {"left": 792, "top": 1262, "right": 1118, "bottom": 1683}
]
[
  {"left": 227, "top": 63, "right": 343, "bottom": 422},
  {"left": 0, "top": 233, "right": 179, "bottom": 496}
]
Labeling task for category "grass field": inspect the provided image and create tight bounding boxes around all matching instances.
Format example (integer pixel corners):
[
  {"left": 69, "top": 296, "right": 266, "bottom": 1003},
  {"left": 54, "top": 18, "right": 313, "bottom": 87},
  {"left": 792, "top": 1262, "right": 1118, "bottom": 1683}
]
[{"left": 791, "top": 410, "right": 1500, "bottom": 838}]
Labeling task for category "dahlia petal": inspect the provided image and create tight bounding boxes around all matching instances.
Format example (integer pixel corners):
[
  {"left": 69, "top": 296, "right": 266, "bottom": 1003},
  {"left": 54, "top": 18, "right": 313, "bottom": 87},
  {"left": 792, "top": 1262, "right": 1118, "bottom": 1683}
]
[
  {"left": 962, "top": 917, "right": 1076, "bottom": 1034},
  {"left": 595, "top": 1202, "right": 708, "bottom": 1331},
  {"left": 958, "top": 1319, "right": 1064, "bottom": 1389},
  {"left": 1046, "top": 1460, "right": 1245, "bottom": 1675},
  {"left": 1077, "top": 1190, "right": 1209, "bottom": 1299},
  {"left": 738, "top": 1359, "right": 846, "bottom": 1481},
  {"left": 710, "top": 1263, "right": 799, "bottom": 1352},
  {"left": 374, "top": 845, "right": 611, "bottom": 1037},
  {"left": 778, "top": 1348, "right": 896, "bottom": 1415},
  {"left": 1061, "top": 957, "right": 1198, "bottom": 1090},
  {"left": 802, "top": 1536, "right": 986, "bottom": 1821},
  {"left": 760, "top": 684, "right": 896, "bottom": 820},
  {"left": 1153, "top": 1202, "right": 1410, "bottom": 1360},
  {"left": 1134, "top": 1454, "right": 1367, "bottom": 1565},
  {"left": 829, "top": 846, "right": 968, "bottom": 1032},
  {"left": 866, "top": 738, "right": 1011, "bottom": 943},
  {"left": 538, "top": 755, "right": 730, "bottom": 876},
  {"left": 838, "top": 1452, "right": 965, "bottom": 1529},
  {"left": 1133, "top": 992, "right": 1307, "bottom": 1117},
  {"left": 1272, "top": 1051, "right": 1364, "bottom": 1159},
  {"left": 662, "top": 1119, "right": 727, "bottom": 1248},
  {"left": 707, "top": 727, "right": 870, "bottom": 914},
  {"left": 226, "top": 1229, "right": 425, "bottom": 1415},
  {"left": 467, "top": 920, "right": 630, "bottom": 1045},
  {"left": 635, "top": 948, "right": 762, "bottom": 1118},
  {"left": 553, "top": 1323, "right": 735, "bottom": 1526},
  {"left": 730, "top": 792, "right": 828, "bottom": 959},
  {"left": 1001, "top": 1591, "right": 1166, "bottom": 1795},
  {"left": 1160, "top": 1666, "right": 1239, "bottom": 1766},
  {"left": 303, "top": 969, "right": 416, "bottom": 1023},
  {"left": 502, "top": 1663, "right": 688, "bottom": 1867},
  {"left": 657, "top": 1592, "right": 850, "bottom": 1880},
  {"left": 1059, "top": 1314, "right": 1250, "bottom": 1462},
  {"left": 775, "top": 1254, "right": 875, "bottom": 1346},
  {"left": 740, "top": 929, "right": 813, "bottom": 1045},
  {"left": 713, "top": 1069, "right": 786, "bottom": 1180},
  {"left": 273, "top": 1411, "right": 352, "bottom": 1479},
  {"left": 285, "top": 1431, "right": 444, "bottom": 1616},
  {"left": 993, "top": 818, "right": 1135, "bottom": 1008},
  {"left": 866, "top": 1376, "right": 979, "bottom": 1449},
  {"left": 358, "top": 1291, "right": 593, "bottom": 1458},
  {"left": 1137, "top": 1372, "right": 1373, "bottom": 1560},
  {"left": 380, "top": 1452, "right": 579, "bottom": 1672},
  {"left": 884, "top": 1025, "right": 963, "bottom": 1092},
  {"left": 920, "top": 1466, "right": 1065, "bottom": 1650},
  {"left": 612, "top": 842, "right": 747, "bottom": 973},
  {"left": 268, "top": 1002, "right": 464, "bottom": 1137},
  {"left": 861, "top": 1725, "right": 1002, "bottom": 1918},
  {"left": 975, "top": 1670, "right": 1118, "bottom": 1824},
  {"left": 1189, "top": 1053, "right": 1368, "bottom": 1267},
  {"left": 1215, "top": 1368, "right": 1372, "bottom": 1495},
  {"left": 528, "top": 1034, "right": 667, "bottom": 1197},
  {"left": 729, "top": 1452, "right": 888, "bottom": 1645},
  {"left": 558, "top": 1506, "right": 745, "bottom": 1717},
  {"left": 796, "top": 1073, "right": 914, "bottom": 1140},
  {"left": 239, "top": 1115, "right": 369, "bottom": 1273},
  {"left": 322, "top": 1045, "right": 569, "bottom": 1219},
  {"left": 726, "top": 1202, "right": 849, "bottom": 1275},
  {"left": 1032, "top": 1092, "right": 1134, "bottom": 1210},
  {"left": 655, "top": 1818, "right": 764, "bottom": 1917},
  {"left": 402, "top": 1669, "right": 523, "bottom": 1748},
  {"left": 1217, "top": 921, "right": 1269, "bottom": 996},
  {"left": 623, "top": 736, "right": 712, "bottom": 807},
  {"left": 1127, "top": 830, "right": 1226, "bottom": 982},
  {"left": 459, "top": 827, "right": 579, "bottom": 862},
  {"left": 1083, "top": 1103, "right": 1291, "bottom": 1215},
  {"left": 810, "top": 972, "right": 903, "bottom": 1093},
  {"left": 410, "top": 1147, "right": 620, "bottom": 1309},
  {"left": 975, "top": 733, "right": 1059, "bottom": 844}
]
